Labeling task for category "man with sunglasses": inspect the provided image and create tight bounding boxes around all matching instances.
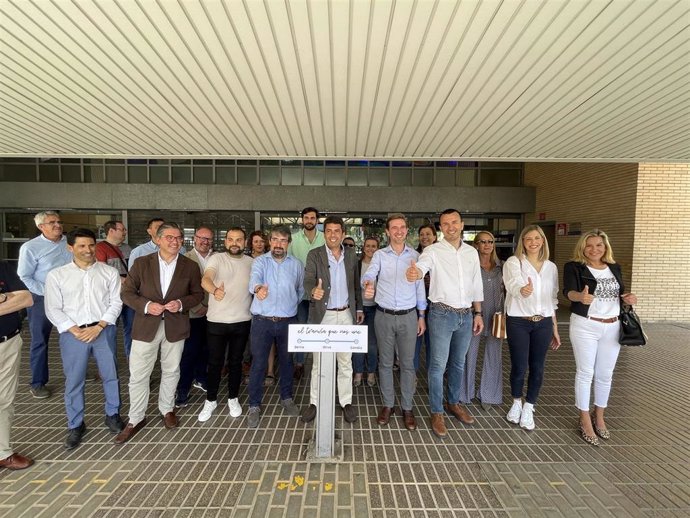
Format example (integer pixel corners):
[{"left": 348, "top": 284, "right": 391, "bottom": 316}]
[
  {"left": 17, "top": 211, "right": 72, "bottom": 400},
  {"left": 115, "top": 223, "right": 203, "bottom": 444},
  {"left": 175, "top": 226, "right": 215, "bottom": 408}
]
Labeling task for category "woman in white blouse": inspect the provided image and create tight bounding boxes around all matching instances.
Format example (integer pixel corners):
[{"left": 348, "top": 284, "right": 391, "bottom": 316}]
[
  {"left": 503, "top": 225, "right": 561, "bottom": 430},
  {"left": 564, "top": 230, "right": 637, "bottom": 446}
]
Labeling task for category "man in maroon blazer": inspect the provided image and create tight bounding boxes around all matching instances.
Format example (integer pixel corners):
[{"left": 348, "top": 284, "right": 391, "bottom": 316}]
[{"left": 115, "top": 223, "right": 203, "bottom": 445}]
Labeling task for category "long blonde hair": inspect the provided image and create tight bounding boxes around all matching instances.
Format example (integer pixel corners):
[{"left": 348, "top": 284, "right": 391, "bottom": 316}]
[
  {"left": 514, "top": 225, "right": 549, "bottom": 262},
  {"left": 571, "top": 229, "right": 616, "bottom": 264},
  {"left": 473, "top": 231, "right": 499, "bottom": 268}
]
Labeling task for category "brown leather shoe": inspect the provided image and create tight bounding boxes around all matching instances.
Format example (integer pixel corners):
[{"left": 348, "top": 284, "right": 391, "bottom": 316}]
[
  {"left": 0, "top": 452, "right": 34, "bottom": 470},
  {"left": 431, "top": 413, "right": 447, "bottom": 438},
  {"left": 113, "top": 418, "right": 147, "bottom": 445},
  {"left": 402, "top": 410, "right": 417, "bottom": 431},
  {"left": 377, "top": 406, "right": 394, "bottom": 425},
  {"left": 163, "top": 411, "right": 179, "bottom": 429},
  {"left": 444, "top": 403, "right": 475, "bottom": 425}
]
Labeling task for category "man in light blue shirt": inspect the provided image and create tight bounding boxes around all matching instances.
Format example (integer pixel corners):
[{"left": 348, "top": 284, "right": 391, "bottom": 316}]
[
  {"left": 17, "top": 211, "right": 73, "bottom": 399},
  {"left": 246, "top": 226, "right": 304, "bottom": 428},
  {"left": 361, "top": 213, "right": 427, "bottom": 431},
  {"left": 287, "top": 207, "right": 325, "bottom": 380}
]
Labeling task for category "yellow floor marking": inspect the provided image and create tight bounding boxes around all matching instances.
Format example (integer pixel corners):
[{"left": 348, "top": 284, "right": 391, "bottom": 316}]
[
  {"left": 276, "top": 482, "right": 289, "bottom": 490},
  {"left": 324, "top": 483, "right": 333, "bottom": 492},
  {"left": 294, "top": 475, "right": 305, "bottom": 486}
]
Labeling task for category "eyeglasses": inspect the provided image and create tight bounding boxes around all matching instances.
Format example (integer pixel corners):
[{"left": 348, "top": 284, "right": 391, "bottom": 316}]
[
  {"left": 161, "top": 235, "right": 183, "bottom": 242},
  {"left": 194, "top": 235, "right": 212, "bottom": 242},
  {"left": 477, "top": 240, "right": 494, "bottom": 245}
]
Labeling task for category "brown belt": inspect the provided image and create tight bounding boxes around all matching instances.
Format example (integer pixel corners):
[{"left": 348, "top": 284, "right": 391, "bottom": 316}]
[
  {"left": 327, "top": 305, "right": 350, "bottom": 312},
  {"left": 588, "top": 316, "right": 619, "bottom": 324},
  {"left": 430, "top": 302, "right": 472, "bottom": 314},
  {"left": 254, "top": 315, "right": 294, "bottom": 322},
  {"left": 521, "top": 315, "right": 545, "bottom": 322}
]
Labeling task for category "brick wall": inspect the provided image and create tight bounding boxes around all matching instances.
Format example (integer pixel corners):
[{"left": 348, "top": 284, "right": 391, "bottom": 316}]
[
  {"left": 524, "top": 162, "right": 690, "bottom": 322},
  {"left": 632, "top": 163, "right": 690, "bottom": 321}
]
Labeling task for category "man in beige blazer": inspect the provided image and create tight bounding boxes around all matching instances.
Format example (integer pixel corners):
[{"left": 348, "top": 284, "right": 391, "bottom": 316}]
[{"left": 115, "top": 223, "right": 203, "bottom": 444}]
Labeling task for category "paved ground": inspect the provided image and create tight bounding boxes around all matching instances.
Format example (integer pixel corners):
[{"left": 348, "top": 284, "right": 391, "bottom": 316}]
[{"left": 1, "top": 319, "right": 689, "bottom": 517}]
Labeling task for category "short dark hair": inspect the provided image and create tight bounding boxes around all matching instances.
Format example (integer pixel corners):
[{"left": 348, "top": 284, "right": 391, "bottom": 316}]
[
  {"left": 103, "top": 220, "right": 121, "bottom": 235},
  {"left": 439, "top": 208, "right": 461, "bottom": 220},
  {"left": 248, "top": 230, "right": 268, "bottom": 251},
  {"left": 67, "top": 228, "right": 96, "bottom": 246},
  {"left": 227, "top": 226, "right": 246, "bottom": 238},
  {"left": 156, "top": 222, "right": 182, "bottom": 238},
  {"left": 270, "top": 225, "right": 292, "bottom": 242},
  {"left": 301, "top": 207, "right": 319, "bottom": 218},
  {"left": 147, "top": 218, "right": 165, "bottom": 229},
  {"left": 323, "top": 216, "right": 345, "bottom": 233}
]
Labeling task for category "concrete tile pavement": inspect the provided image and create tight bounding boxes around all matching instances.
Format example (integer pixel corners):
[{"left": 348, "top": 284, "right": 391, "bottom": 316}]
[{"left": 1, "top": 321, "right": 689, "bottom": 517}]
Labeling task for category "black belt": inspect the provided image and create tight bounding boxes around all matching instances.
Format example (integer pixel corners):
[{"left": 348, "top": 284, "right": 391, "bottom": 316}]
[
  {"left": 0, "top": 328, "right": 21, "bottom": 343},
  {"left": 430, "top": 302, "right": 472, "bottom": 314},
  {"left": 327, "top": 305, "right": 350, "bottom": 312},
  {"left": 254, "top": 315, "right": 294, "bottom": 322},
  {"left": 78, "top": 322, "right": 100, "bottom": 329},
  {"left": 377, "top": 306, "right": 415, "bottom": 316}
]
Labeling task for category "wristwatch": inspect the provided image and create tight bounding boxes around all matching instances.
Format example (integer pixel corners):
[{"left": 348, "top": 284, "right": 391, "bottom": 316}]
[{"left": 473, "top": 310, "right": 483, "bottom": 316}]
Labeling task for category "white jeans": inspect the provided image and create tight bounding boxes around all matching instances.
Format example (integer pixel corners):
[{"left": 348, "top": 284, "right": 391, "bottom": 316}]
[
  {"left": 569, "top": 314, "right": 621, "bottom": 411},
  {"left": 309, "top": 310, "right": 353, "bottom": 407}
]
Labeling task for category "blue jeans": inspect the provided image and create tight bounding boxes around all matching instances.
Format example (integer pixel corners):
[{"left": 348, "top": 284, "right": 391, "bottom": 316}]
[
  {"left": 27, "top": 294, "right": 53, "bottom": 388},
  {"left": 248, "top": 316, "right": 296, "bottom": 407},
  {"left": 120, "top": 305, "right": 135, "bottom": 358},
  {"left": 506, "top": 316, "right": 553, "bottom": 404},
  {"left": 293, "top": 300, "right": 310, "bottom": 365},
  {"left": 59, "top": 326, "right": 120, "bottom": 429},
  {"left": 353, "top": 305, "right": 378, "bottom": 374},
  {"left": 427, "top": 306, "right": 473, "bottom": 414},
  {"left": 176, "top": 317, "right": 208, "bottom": 404}
]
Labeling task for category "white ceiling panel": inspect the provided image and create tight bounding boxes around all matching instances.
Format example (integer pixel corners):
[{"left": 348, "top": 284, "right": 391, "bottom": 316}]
[{"left": 0, "top": 0, "right": 688, "bottom": 161}]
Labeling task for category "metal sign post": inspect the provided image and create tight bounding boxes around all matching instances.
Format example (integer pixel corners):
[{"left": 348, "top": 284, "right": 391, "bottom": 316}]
[{"left": 314, "top": 351, "right": 336, "bottom": 458}]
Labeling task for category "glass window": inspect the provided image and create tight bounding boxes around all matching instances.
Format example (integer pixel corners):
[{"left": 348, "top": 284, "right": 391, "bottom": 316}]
[
  {"left": 150, "top": 166, "right": 169, "bottom": 184},
  {"left": 390, "top": 168, "right": 411, "bottom": 186},
  {"left": 413, "top": 168, "right": 433, "bottom": 186},
  {"left": 347, "top": 160, "right": 367, "bottom": 167},
  {"left": 237, "top": 159, "right": 257, "bottom": 166},
  {"left": 347, "top": 168, "right": 367, "bottom": 186},
  {"left": 281, "top": 167, "right": 301, "bottom": 185},
  {"left": 479, "top": 169, "right": 521, "bottom": 186},
  {"left": 106, "top": 165, "right": 126, "bottom": 183},
  {"left": 216, "top": 159, "right": 235, "bottom": 165},
  {"left": 303, "top": 160, "right": 323, "bottom": 166},
  {"left": 61, "top": 165, "right": 82, "bottom": 182},
  {"left": 39, "top": 165, "right": 60, "bottom": 182},
  {"left": 130, "top": 165, "right": 149, "bottom": 183},
  {"left": 193, "top": 167, "right": 213, "bottom": 184},
  {"left": 237, "top": 166, "right": 258, "bottom": 185},
  {"left": 325, "top": 160, "right": 346, "bottom": 167},
  {"left": 193, "top": 159, "right": 212, "bottom": 165},
  {"left": 1, "top": 164, "right": 36, "bottom": 181},
  {"left": 304, "top": 167, "right": 324, "bottom": 186},
  {"left": 326, "top": 168, "right": 345, "bottom": 186},
  {"left": 84, "top": 162, "right": 105, "bottom": 183},
  {"left": 216, "top": 166, "right": 236, "bottom": 184},
  {"left": 435, "top": 169, "right": 455, "bottom": 187},
  {"left": 392, "top": 161, "right": 412, "bottom": 167},
  {"left": 456, "top": 168, "right": 475, "bottom": 186},
  {"left": 369, "top": 168, "right": 389, "bottom": 186},
  {"left": 105, "top": 159, "right": 125, "bottom": 164},
  {"left": 173, "top": 166, "right": 192, "bottom": 184},
  {"left": 260, "top": 166, "right": 280, "bottom": 185}
]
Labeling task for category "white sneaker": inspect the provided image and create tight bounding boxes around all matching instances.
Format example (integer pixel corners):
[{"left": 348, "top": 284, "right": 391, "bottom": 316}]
[
  {"left": 520, "top": 403, "right": 535, "bottom": 431},
  {"left": 506, "top": 399, "right": 522, "bottom": 424},
  {"left": 198, "top": 400, "right": 217, "bottom": 422},
  {"left": 228, "top": 398, "right": 242, "bottom": 418}
]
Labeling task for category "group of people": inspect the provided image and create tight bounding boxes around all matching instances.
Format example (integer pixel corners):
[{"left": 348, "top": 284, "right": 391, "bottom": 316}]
[{"left": 0, "top": 208, "right": 637, "bottom": 470}]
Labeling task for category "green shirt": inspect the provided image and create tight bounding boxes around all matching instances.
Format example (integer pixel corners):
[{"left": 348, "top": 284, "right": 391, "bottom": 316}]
[{"left": 288, "top": 229, "right": 325, "bottom": 267}]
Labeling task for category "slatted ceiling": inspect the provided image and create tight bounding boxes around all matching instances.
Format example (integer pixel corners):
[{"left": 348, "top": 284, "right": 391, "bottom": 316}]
[{"left": 0, "top": 0, "right": 688, "bottom": 161}]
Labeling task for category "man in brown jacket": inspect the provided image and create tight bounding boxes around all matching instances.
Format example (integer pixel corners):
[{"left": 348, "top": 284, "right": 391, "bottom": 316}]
[{"left": 115, "top": 223, "right": 203, "bottom": 444}]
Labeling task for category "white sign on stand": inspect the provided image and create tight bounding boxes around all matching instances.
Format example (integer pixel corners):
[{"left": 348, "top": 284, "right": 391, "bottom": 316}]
[
  {"left": 288, "top": 324, "right": 368, "bottom": 460},
  {"left": 288, "top": 324, "right": 368, "bottom": 353}
]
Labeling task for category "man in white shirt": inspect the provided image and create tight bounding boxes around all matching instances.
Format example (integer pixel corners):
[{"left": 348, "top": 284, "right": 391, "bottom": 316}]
[
  {"left": 407, "top": 209, "right": 484, "bottom": 438},
  {"left": 176, "top": 226, "right": 215, "bottom": 407},
  {"left": 45, "top": 228, "right": 124, "bottom": 450}
]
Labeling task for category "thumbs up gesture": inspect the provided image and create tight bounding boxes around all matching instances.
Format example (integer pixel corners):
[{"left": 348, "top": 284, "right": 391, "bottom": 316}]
[
  {"left": 312, "top": 278, "right": 325, "bottom": 300},
  {"left": 256, "top": 284, "right": 269, "bottom": 300},
  {"left": 580, "top": 285, "right": 594, "bottom": 305},
  {"left": 520, "top": 277, "right": 534, "bottom": 298},
  {"left": 213, "top": 281, "right": 226, "bottom": 301},
  {"left": 363, "top": 280, "right": 375, "bottom": 300},
  {"left": 406, "top": 260, "right": 421, "bottom": 282}
]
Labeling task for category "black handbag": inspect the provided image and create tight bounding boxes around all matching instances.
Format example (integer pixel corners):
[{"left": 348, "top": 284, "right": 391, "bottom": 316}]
[{"left": 619, "top": 305, "right": 647, "bottom": 346}]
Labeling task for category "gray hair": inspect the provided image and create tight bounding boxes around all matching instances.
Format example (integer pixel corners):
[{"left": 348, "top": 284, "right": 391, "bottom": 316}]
[
  {"left": 156, "top": 222, "right": 182, "bottom": 238},
  {"left": 34, "top": 211, "right": 59, "bottom": 228}
]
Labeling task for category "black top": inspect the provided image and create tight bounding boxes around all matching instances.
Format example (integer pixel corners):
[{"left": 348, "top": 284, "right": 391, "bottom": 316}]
[
  {"left": 0, "top": 261, "right": 28, "bottom": 336},
  {"left": 562, "top": 261, "right": 625, "bottom": 318}
]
